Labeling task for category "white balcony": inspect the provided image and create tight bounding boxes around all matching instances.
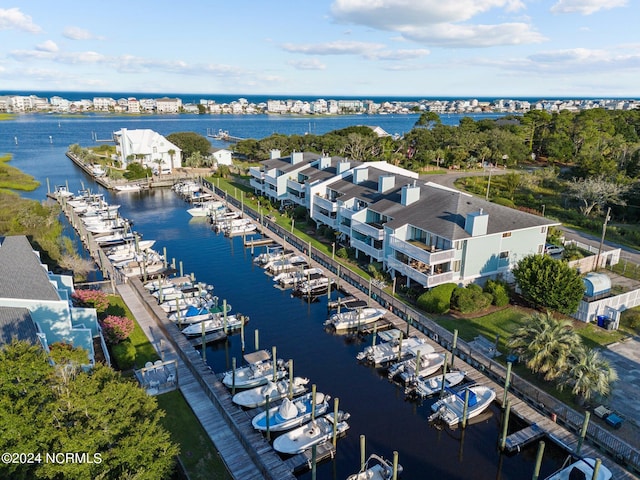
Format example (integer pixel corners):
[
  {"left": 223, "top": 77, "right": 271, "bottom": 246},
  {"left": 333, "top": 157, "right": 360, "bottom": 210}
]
[
  {"left": 249, "top": 166, "right": 264, "bottom": 179},
  {"left": 338, "top": 206, "right": 357, "bottom": 220},
  {"left": 388, "top": 235, "right": 455, "bottom": 265},
  {"left": 313, "top": 210, "right": 338, "bottom": 228},
  {"left": 264, "top": 173, "right": 277, "bottom": 187},
  {"left": 286, "top": 178, "right": 305, "bottom": 193},
  {"left": 350, "top": 238, "right": 384, "bottom": 261},
  {"left": 386, "top": 257, "right": 455, "bottom": 288},
  {"left": 249, "top": 178, "right": 264, "bottom": 192},
  {"left": 351, "top": 219, "right": 384, "bottom": 241},
  {"left": 313, "top": 194, "right": 338, "bottom": 212}
]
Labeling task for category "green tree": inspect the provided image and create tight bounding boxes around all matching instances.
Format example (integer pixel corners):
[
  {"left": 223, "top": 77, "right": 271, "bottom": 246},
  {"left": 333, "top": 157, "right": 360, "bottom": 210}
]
[
  {"left": 414, "top": 111, "right": 441, "bottom": 129},
  {"left": 512, "top": 254, "right": 584, "bottom": 314},
  {"left": 507, "top": 312, "right": 581, "bottom": 381},
  {"left": 0, "top": 341, "right": 179, "bottom": 480},
  {"left": 559, "top": 345, "right": 617, "bottom": 404},
  {"left": 166, "top": 132, "right": 211, "bottom": 159}
]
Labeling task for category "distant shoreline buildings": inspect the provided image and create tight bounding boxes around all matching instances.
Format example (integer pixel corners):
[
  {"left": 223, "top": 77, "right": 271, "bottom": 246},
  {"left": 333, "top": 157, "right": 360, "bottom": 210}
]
[{"left": 1, "top": 93, "right": 639, "bottom": 115}]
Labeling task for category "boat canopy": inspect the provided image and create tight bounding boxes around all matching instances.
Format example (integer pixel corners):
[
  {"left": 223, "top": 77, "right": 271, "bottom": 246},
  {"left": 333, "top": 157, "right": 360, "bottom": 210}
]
[
  {"left": 244, "top": 349, "right": 270, "bottom": 364},
  {"left": 456, "top": 389, "right": 478, "bottom": 407},
  {"left": 278, "top": 398, "right": 299, "bottom": 420}
]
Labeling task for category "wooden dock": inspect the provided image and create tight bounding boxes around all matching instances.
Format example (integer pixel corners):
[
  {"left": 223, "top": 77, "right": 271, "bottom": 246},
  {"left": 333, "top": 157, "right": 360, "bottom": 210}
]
[
  {"left": 283, "top": 441, "right": 337, "bottom": 474},
  {"left": 245, "top": 237, "right": 279, "bottom": 248},
  {"left": 505, "top": 423, "right": 545, "bottom": 453},
  {"left": 188, "top": 330, "right": 228, "bottom": 346}
]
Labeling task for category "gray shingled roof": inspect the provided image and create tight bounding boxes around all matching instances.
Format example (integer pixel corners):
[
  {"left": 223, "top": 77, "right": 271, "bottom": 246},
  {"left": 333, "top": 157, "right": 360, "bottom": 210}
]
[
  {"left": 327, "top": 169, "right": 557, "bottom": 239},
  {"left": 0, "top": 307, "right": 39, "bottom": 345},
  {"left": 0, "top": 236, "right": 60, "bottom": 301}
]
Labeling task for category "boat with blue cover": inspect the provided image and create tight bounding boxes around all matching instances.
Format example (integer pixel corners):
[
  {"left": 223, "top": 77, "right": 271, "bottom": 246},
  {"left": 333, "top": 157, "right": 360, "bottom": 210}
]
[{"left": 251, "top": 391, "right": 329, "bottom": 432}]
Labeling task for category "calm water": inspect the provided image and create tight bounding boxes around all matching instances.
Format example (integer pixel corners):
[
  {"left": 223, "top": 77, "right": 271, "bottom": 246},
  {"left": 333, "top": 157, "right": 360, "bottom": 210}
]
[{"left": 0, "top": 114, "right": 566, "bottom": 479}]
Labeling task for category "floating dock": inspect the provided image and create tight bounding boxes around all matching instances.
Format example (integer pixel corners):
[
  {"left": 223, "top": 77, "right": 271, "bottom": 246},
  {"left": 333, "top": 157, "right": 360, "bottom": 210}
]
[
  {"left": 505, "top": 423, "right": 545, "bottom": 453},
  {"left": 283, "top": 441, "right": 337, "bottom": 474},
  {"left": 187, "top": 331, "right": 228, "bottom": 346}
]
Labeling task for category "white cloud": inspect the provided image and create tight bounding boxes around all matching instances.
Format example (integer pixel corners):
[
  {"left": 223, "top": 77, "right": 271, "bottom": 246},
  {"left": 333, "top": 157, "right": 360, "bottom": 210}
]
[
  {"left": 35, "top": 40, "right": 58, "bottom": 53},
  {"left": 282, "top": 40, "right": 384, "bottom": 55},
  {"left": 551, "top": 0, "right": 627, "bottom": 15},
  {"left": 288, "top": 59, "right": 327, "bottom": 70},
  {"left": 63, "top": 26, "right": 101, "bottom": 40},
  {"left": 401, "top": 22, "right": 544, "bottom": 47},
  {"left": 0, "top": 7, "right": 42, "bottom": 33},
  {"left": 330, "top": 0, "right": 525, "bottom": 27}
]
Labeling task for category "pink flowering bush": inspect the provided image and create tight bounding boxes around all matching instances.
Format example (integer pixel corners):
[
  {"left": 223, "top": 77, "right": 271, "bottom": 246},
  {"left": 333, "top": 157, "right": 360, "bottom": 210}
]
[
  {"left": 100, "top": 315, "right": 134, "bottom": 344},
  {"left": 72, "top": 289, "right": 110, "bottom": 314}
]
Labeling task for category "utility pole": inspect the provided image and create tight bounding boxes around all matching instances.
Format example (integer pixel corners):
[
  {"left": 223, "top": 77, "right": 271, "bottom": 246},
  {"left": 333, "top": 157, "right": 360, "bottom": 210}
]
[
  {"left": 595, "top": 207, "right": 611, "bottom": 271},
  {"left": 485, "top": 168, "right": 493, "bottom": 201}
]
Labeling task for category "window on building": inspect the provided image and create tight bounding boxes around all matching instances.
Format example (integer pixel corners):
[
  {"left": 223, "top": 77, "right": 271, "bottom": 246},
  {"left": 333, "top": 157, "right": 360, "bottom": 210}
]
[
  {"left": 499, "top": 251, "right": 509, "bottom": 259},
  {"left": 453, "top": 260, "right": 461, "bottom": 272},
  {"left": 541, "top": 226, "right": 547, "bottom": 234},
  {"left": 538, "top": 244, "right": 544, "bottom": 254},
  {"left": 502, "top": 232, "right": 512, "bottom": 238}
]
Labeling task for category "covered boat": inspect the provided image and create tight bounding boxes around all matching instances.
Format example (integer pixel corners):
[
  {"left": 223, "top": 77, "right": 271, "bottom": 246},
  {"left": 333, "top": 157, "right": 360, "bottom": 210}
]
[
  {"left": 429, "top": 385, "right": 496, "bottom": 427},
  {"left": 388, "top": 352, "right": 446, "bottom": 384},
  {"left": 180, "top": 314, "right": 241, "bottom": 337},
  {"left": 407, "top": 371, "right": 466, "bottom": 398},
  {"left": 544, "top": 457, "right": 612, "bottom": 480},
  {"left": 251, "top": 391, "right": 329, "bottom": 432},
  {"left": 272, "top": 411, "right": 350, "bottom": 454},
  {"left": 232, "top": 377, "right": 309, "bottom": 409},
  {"left": 347, "top": 454, "right": 403, "bottom": 480},
  {"left": 222, "top": 350, "right": 286, "bottom": 389},
  {"left": 325, "top": 307, "right": 387, "bottom": 331},
  {"left": 357, "top": 336, "right": 432, "bottom": 367}
]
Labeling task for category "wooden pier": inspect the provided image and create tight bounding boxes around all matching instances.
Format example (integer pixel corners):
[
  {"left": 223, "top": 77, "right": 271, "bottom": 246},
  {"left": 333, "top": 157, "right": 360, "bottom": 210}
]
[
  {"left": 504, "top": 423, "right": 545, "bottom": 453},
  {"left": 284, "top": 441, "right": 337, "bottom": 474}
]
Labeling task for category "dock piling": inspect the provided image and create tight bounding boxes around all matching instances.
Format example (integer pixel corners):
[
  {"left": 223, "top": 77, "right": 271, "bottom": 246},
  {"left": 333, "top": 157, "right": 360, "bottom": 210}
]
[
  {"left": 360, "top": 435, "right": 366, "bottom": 471},
  {"left": 503, "top": 361, "right": 513, "bottom": 407},
  {"left": 461, "top": 388, "right": 470, "bottom": 429},
  {"left": 500, "top": 399, "right": 511, "bottom": 450},
  {"left": 288, "top": 360, "right": 294, "bottom": 399},
  {"left": 392, "top": 451, "right": 399, "bottom": 480},
  {"left": 531, "top": 441, "right": 545, "bottom": 480},
  {"left": 332, "top": 397, "right": 339, "bottom": 447}
]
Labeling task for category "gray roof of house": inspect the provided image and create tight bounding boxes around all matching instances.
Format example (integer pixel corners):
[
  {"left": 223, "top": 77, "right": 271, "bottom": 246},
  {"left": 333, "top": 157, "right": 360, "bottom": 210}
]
[
  {"left": 0, "top": 236, "right": 60, "bottom": 301},
  {"left": 0, "top": 307, "right": 39, "bottom": 345},
  {"left": 328, "top": 170, "right": 557, "bottom": 239},
  {"left": 262, "top": 152, "right": 322, "bottom": 173}
]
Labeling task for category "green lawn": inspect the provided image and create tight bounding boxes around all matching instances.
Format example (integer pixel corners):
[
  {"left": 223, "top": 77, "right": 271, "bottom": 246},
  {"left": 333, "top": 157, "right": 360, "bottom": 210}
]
[
  {"left": 106, "top": 294, "right": 159, "bottom": 368},
  {"left": 156, "top": 390, "right": 232, "bottom": 480}
]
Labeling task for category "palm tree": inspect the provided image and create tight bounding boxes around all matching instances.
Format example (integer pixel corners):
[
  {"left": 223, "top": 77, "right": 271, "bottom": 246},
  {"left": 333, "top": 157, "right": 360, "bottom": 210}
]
[
  {"left": 560, "top": 346, "right": 618, "bottom": 404},
  {"left": 507, "top": 311, "right": 581, "bottom": 381}
]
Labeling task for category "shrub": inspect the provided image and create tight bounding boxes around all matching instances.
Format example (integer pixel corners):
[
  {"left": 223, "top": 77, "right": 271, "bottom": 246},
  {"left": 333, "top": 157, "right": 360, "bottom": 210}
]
[
  {"left": 71, "top": 289, "right": 110, "bottom": 314},
  {"left": 416, "top": 283, "right": 457, "bottom": 314},
  {"left": 336, "top": 247, "right": 349, "bottom": 259},
  {"left": 451, "top": 284, "right": 493, "bottom": 314},
  {"left": 492, "top": 197, "right": 515, "bottom": 208},
  {"left": 100, "top": 315, "right": 135, "bottom": 344},
  {"left": 484, "top": 279, "right": 510, "bottom": 307},
  {"left": 111, "top": 340, "right": 136, "bottom": 370}
]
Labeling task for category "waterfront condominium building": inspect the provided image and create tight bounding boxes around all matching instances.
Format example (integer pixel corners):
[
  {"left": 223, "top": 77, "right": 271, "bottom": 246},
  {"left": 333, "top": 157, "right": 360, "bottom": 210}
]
[{"left": 249, "top": 150, "right": 559, "bottom": 289}]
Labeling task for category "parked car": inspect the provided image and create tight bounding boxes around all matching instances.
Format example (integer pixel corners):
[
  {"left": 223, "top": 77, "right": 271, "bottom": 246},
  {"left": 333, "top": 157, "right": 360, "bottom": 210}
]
[{"left": 544, "top": 243, "right": 564, "bottom": 255}]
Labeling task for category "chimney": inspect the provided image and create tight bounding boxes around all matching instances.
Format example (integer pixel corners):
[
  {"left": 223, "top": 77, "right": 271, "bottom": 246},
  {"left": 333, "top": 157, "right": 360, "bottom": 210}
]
[
  {"left": 319, "top": 155, "right": 331, "bottom": 170},
  {"left": 291, "top": 151, "right": 304, "bottom": 164},
  {"left": 464, "top": 209, "right": 489, "bottom": 236},
  {"left": 270, "top": 149, "right": 281, "bottom": 159},
  {"left": 337, "top": 161, "right": 351, "bottom": 174},
  {"left": 378, "top": 174, "right": 395, "bottom": 193},
  {"left": 401, "top": 183, "right": 420, "bottom": 206},
  {"left": 353, "top": 167, "right": 368, "bottom": 184}
]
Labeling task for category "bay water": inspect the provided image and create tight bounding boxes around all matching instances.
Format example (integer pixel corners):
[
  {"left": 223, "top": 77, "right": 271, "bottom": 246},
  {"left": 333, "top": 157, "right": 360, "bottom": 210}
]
[{"left": 0, "top": 113, "right": 566, "bottom": 479}]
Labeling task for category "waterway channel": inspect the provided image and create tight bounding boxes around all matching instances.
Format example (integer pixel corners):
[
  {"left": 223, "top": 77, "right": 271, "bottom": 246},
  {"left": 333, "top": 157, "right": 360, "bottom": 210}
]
[{"left": 1, "top": 113, "right": 570, "bottom": 479}]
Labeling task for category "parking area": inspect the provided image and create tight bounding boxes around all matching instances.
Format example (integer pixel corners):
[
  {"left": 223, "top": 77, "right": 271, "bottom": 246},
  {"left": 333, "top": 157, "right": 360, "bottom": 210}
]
[{"left": 600, "top": 335, "right": 640, "bottom": 446}]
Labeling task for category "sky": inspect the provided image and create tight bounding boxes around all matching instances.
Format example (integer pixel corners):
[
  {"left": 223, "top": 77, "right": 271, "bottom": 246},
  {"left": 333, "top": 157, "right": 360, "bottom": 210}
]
[{"left": 0, "top": 0, "right": 638, "bottom": 98}]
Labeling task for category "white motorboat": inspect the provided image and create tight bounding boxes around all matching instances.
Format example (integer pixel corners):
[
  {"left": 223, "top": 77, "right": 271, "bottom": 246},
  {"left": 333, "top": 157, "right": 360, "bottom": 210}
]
[
  {"left": 407, "top": 371, "right": 467, "bottom": 398},
  {"left": 232, "top": 377, "right": 309, "bottom": 408},
  {"left": 388, "top": 352, "right": 446, "bottom": 384},
  {"left": 169, "top": 304, "right": 214, "bottom": 324},
  {"left": 180, "top": 314, "right": 242, "bottom": 336},
  {"left": 187, "top": 200, "right": 225, "bottom": 217},
  {"left": 266, "top": 254, "right": 308, "bottom": 274},
  {"left": 293, "top": 276, "right": 332, "bottom": 296},
  {"left": 273, "top": 267, "right": 324, "bottom": 286},
  {"left": 347, "top": 454, "right": 403, "bottom": 480},
  {"left": 253, "top": 246, "right": 287, "bottom": 266},
  {"left": 251, "top": 391, "right": 330, "bottom": 432},
  {"left": 222, "top": 350, "right": 286, "bottom": 389},
  {"left": 325, "top": 307, "right": 387, "bottom": 331},
  {"left": 429, "top": 385, "right": 496, "bottom": 427},
  {"left": 105, "top": 239, "right": 155, "bottom": 255},
  {"left": 94, "top": 231, "right": 136, "bottom": 246},
  {"left": 113, "top": 183, "right": 143, "bottom": 193},
  {"left": 357, "top": 336, "right": 432, "bottom": 366},
  {"left": 272, "top": 411, "right": 350, "bottom": 454},
  {"left": 543, "top": 457, "right": 612, "bottom": 480}
]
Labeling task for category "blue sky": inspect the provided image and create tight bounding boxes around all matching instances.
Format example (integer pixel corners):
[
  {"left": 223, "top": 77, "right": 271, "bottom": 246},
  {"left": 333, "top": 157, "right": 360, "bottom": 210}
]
[{"left": 1, "top": 0, "right": 638, "bottom": 97}]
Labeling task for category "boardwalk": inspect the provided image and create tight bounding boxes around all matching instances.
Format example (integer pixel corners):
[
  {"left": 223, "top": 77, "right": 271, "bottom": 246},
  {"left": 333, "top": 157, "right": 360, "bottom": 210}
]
[{"left": 118, "top": 281, "right": 295, "bottom": 480}]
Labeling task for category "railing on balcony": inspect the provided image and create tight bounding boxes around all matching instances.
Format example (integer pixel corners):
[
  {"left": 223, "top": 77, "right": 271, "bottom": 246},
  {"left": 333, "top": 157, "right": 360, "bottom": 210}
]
[
  {"left": 286, "top": 178, "right": 305, "bottom": 193},
  {"left": 264, "top": 174, "right": 277, "bottom": 186},
  {"left": 338, "top": 206, "right": 358, "bottom": 219},
  {"left": 389, "top": 235, "right": 454, "bottom": 265},
  {"left": 313, "top": 194, "right": 338, "bottom": 212},
  {"left": 249, "top": 178, "right": 264, "bottom": 191},
  {"left": 313, "top": 210, "right": 338, "bottom": 228},
  {"left": 386, "top": 257, "right": 455, "bottom": 287},
  {"left": 249, "top": 166, "right": 264, "bottom": 179},
  {"left": 351, "top": 219, "right": 384, "bottom": 241},
  {"left": 350, "top": 238, "right": 384, "bottom": 261}
]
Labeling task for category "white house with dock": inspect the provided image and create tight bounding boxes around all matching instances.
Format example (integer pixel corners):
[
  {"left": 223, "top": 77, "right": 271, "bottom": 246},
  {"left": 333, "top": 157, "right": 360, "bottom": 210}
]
[{"left": 113, "top": 128, "right": 182, "bottom": 174}]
